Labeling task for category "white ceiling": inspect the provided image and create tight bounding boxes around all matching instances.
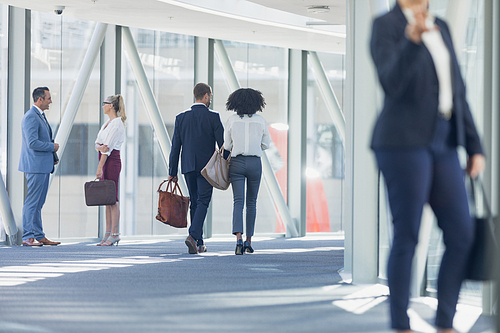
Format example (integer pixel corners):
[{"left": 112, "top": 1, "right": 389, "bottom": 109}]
[{"left": 0, "top": 0, "right": 346, "bottom": 53}]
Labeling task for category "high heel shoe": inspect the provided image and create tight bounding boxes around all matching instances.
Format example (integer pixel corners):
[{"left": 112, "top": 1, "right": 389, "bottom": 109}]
[
  {"left": 235, "top": 239, "right": 244, "bottom": 255},
  {"left": 96, "top": 232, "right": 110, "bottom": 246},
  {"left": 243, "top": 241, "right": 254, "bottom": 253},
  {"left": 102, "top": 233, "right": 120, "bottom": 246}
]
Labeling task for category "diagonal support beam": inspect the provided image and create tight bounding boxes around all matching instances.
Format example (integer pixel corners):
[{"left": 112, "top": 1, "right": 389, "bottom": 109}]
[
  {"left": 0, "top": 171, "right": 17, "bottom": 245},
  {"left": 122, "top": 27, "right": 188, "bottom": 194},
  {"left": 214, "top": 39, "right": 298, "bottom": 237},
  {"left": 308, "top": 51, "right": 345, "bottom": 144},
  {"left": 51, "top": 22, "right": 108, "bottom": 184}
]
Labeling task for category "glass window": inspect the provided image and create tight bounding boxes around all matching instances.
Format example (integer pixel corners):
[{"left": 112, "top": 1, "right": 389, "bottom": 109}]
[
  {"left": 32, "top": 12, "right": 99, "bottom": 238},
  {"left": 213, "top": 41, "right": 288, "bottom": 235},
  {"left": 307, "top": 52, "right": 345, "bottom": 232},
  {"left": 122, "top": 28, "right": 194, "bottom": 236}
]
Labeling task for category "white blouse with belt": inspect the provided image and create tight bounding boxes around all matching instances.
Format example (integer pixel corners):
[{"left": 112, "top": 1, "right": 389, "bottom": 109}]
[
  {"left": 95, "top": 117, "right": 125, "bottom": 155},
  {"left": 224, "top": 114, "right": 270, "bottom": 157}
]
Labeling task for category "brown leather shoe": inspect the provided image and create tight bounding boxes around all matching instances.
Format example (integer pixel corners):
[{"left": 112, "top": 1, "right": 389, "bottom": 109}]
[
  {"left": 38, "top": 237, "right": 60, "bottom": 246},
  {"left": 185, "top": 235, "right": 198, "bottom": 254},
  {"left": 197, "top": 245, "right": 207, "bottom": 253},
  {"left": 22, "top": 238, "right": 43, "bottom": 246}
]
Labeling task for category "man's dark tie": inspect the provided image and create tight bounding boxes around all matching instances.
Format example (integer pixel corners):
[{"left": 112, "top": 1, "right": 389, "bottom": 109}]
[{"left": 41, "top": 112, "right": 53, "bottom": 139}]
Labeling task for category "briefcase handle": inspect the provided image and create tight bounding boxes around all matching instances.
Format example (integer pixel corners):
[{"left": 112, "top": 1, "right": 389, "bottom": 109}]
[{"left": 157, "top": 179, "right": 186, "bottom": 197}]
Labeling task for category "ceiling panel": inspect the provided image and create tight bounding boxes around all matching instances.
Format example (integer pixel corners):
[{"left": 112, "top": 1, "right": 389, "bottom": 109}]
[{"left": 0, "top": 0, "right": 346, "bottom": 53}]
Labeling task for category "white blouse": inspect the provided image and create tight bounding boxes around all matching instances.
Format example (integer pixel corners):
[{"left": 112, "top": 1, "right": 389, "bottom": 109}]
[
  {"left": 95, "top": 117, "right": 125, "bottom": 156},
  {"left": 402, "top": 9, "right": 453, "bottom": 118},
  {"left": 224, "top": 113, "right": 270, "bottom": 157}
]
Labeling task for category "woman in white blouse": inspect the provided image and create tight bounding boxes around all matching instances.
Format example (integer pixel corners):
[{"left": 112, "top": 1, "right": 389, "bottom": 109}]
[
  {"left": 95, "top": 95, "right": 127, "bottom": 246},
  {"left": 224, "top": 88, "right": 270, "bottom": 255}
]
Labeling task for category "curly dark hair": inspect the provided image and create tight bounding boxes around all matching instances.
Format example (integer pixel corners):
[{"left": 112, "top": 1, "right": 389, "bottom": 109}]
[{"left": 226, "top": 88, "right": 266, "bottom": 118}]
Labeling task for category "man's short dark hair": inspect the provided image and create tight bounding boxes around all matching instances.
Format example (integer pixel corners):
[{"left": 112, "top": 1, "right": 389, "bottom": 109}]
[
  {"left": 193, "top": 83, "right": 211, "bottom": 101},
  {"left": 33, "top": 87, "right": 49, "bottom": 103}
]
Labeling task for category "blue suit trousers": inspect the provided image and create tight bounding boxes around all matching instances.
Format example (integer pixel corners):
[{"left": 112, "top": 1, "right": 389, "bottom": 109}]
[
  {"left": 22, "top": 173, "right": 50, "bottom": 240},
  {"left": 375, "top": 118, "right": 474, "bottom": 329}
]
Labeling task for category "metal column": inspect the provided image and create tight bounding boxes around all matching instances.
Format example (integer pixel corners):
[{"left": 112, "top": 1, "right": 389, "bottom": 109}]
[
  {"left": 195, "top": 37, "right": 215, "bottom": 239},
  {"left": 214, "top": 39, "right": 298, "bottom": 237},
  {"left": 122, "top": 27, "right": 188, "bottom": 194},
  {"left": 288, "top": 49, "right": 307, "bottom": 237},
  {"left": 345, "top": 0, "right": 380, "bottom": 283},
  {"left": 5, "top": 6, "right": 31, "bottom": 244}
]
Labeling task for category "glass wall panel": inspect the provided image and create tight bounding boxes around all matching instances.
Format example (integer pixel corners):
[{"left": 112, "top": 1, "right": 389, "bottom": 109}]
[
  {"left": 0, "top": 5, "right": 7, "bottom": 241},
  {"left": 31, "top": 12, "right": 99, "bottom": 238},
  {"left": 213, "top": 41, "right": 288, "bottom": 235},
  {"left": 308, "top": 52, "right": 345, "bottom": 232},
  {"left": 122, "top": 28, "right": 194, "bottom": 236}
]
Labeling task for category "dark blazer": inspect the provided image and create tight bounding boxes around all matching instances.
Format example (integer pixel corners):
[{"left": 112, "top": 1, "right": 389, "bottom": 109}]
[
  {"left": 370, "top": 3, "right": 483, "bottom": 156},
  {"left": 169, "top": 103, "right": 224, "bottom": 176}
]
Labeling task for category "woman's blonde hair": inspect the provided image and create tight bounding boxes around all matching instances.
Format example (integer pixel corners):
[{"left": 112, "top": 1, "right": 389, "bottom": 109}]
[{"left": 108, "top": 94, "right": 127, "bottom": 125}]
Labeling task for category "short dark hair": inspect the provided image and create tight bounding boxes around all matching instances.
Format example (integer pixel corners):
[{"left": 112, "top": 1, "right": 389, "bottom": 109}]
[
  {"left": 193, "top": 83, "right": 211, "bottom": 101},
  {"left": 33, "top": 87, "right": 49, "bottom": 103},
  {"left": 226, "top": 88, "right": 266, "bottom": 117}
]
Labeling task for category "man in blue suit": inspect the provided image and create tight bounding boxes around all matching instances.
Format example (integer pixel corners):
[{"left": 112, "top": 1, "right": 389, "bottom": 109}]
[
  {"left": 19, "top": 87, "right": 61, "bottom": 246},
  {"left": 168, "top": 83, "right": 224, "bottom": 254}
]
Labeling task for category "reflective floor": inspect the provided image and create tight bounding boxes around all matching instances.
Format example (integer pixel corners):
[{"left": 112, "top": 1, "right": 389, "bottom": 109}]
[{"left": 0, "top": 234, "right": 493, "bottom": 333}]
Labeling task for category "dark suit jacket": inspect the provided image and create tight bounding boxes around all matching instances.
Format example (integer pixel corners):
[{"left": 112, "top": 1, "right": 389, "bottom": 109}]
[
  {"left": 370, "top": 3, "right": 483, "bottom": 156},
  {"left": 169, "top": 103, "right": 224, "bottom": 176}
]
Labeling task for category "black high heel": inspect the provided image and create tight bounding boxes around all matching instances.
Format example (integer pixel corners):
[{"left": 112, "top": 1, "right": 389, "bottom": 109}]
[
  {"left": 235, "top": 239, "right": 244, "bottom": 255},
  {"left": 243, "top": 241, "right": 254, "bottom": 253}
]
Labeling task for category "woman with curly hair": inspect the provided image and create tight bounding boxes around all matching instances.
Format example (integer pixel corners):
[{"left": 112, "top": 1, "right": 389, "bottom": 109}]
[{"left": 224, "top": 88, "right": 270, "bottom": 255}]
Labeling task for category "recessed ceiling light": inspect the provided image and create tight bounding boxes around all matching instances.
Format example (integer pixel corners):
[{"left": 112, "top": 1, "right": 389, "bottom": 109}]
[{"left": 307, "top": 6, "right": 330, "bottom": 14}]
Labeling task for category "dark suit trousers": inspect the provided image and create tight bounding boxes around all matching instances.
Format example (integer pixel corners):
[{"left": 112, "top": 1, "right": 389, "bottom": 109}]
[
  {"left": 375, "top": 118, "right": 474, "bottom": 330},
  {"left": 184, "top": 171, "right": 213, "bottom": 245}
]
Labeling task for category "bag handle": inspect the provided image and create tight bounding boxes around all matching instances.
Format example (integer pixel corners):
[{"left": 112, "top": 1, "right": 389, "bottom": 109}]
[
  {"left": 218, "top": 145, "right": 231, "bottom": 163},
  {"left": 469, "top": 176, "right": 492, "bottom": 218},
  {"left": 157, "top": 178, "right": 186, "bottom": 197},
  {"left": 469, "top": 176, "right": 497, "bottom": 247}
]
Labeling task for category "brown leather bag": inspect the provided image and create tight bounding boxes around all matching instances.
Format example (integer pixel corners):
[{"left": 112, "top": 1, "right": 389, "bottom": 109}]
[{"left": 156, "top": 179, "right": 189, "bottom": 228}]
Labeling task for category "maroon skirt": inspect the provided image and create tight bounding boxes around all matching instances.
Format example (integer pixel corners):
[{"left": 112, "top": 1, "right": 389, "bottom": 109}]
[{"left": 99, "top": 150, "right": 121, "bottom": 202}]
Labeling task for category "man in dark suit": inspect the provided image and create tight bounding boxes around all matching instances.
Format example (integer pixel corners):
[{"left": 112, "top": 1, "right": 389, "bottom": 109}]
[
  {"left": 168, "top": 83, "right": 224, "bottom": 254},
  {"left": 370, "top": 1, "right": 484, "bottom": 332},
  {"left": 19, "top": 87, "right": 61, "bottom": 246}
]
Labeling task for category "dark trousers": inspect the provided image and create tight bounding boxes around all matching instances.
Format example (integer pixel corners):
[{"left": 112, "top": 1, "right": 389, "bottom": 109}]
[
  {"left": 375, "top": 118, "right": 474, "bottom": 330},
  {"left": 229, "top": 155, "right": 262, "bottom": 237},
  {"left": 184, "top": 171, "right": 213, "bottom": 246}
]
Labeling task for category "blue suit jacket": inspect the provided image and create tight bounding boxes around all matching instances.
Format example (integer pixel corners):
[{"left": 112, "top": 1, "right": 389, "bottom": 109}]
[
  {"left": 370, "top": 3, "right": 483, "bottom": 156},
  {"left": 169, "top": 104, "right": 224, "bottom": 176},
  {"left": 18, "top": 106, "right": 56, "bottom": 174}
]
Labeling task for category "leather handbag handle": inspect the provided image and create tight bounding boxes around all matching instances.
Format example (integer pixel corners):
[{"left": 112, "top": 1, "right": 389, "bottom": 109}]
[{"left": 157, "top": 179, "right": 186, "bottom": 198}]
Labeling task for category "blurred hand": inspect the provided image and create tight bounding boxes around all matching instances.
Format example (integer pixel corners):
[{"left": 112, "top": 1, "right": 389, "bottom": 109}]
[
  {"left": 405, "top": 5, "right": 431, "bottom": 43},
  {"left": 467, "top": 154, "right": 485, "bottom": 179},
  {"left": 54, "top": 143, "right": 60, "bottom": 152},
  {"left": 168, "top": 175, "right": 178, "bottom": 183}
]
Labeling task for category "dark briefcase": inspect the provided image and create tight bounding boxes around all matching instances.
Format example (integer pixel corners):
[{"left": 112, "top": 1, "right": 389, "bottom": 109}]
[
  {"left": 84, "top": 179, "right": 117, "bottom": 206},
  {"left": 156, "top": 179, "right": 189, "bottom": 228}
]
